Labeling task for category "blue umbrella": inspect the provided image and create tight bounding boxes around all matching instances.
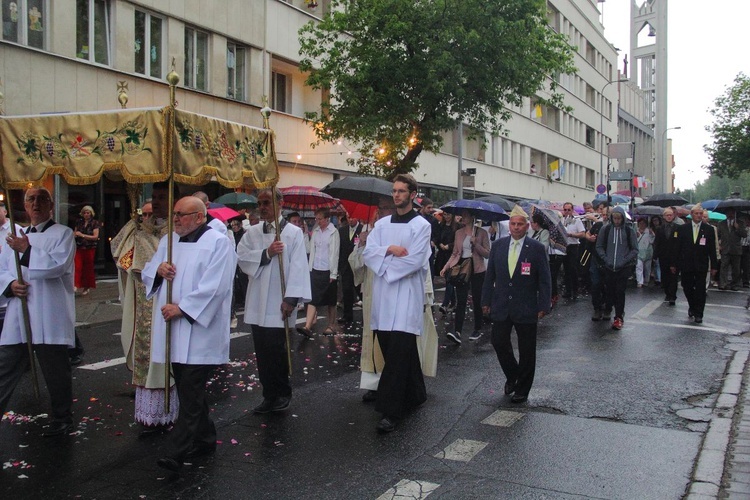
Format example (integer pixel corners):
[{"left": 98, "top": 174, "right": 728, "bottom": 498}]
[
  {"left": 698, "top": 199, "right": 722, "bottom": 211},
  {"left": 593, "top": 193, "right": 629, "bottom": 205},
  {"left": 440, "top": 199, "right": 508, "bottom": 222}
]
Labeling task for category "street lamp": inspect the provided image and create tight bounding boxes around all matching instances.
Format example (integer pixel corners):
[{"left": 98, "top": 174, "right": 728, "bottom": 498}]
[
  {"left": 599, "top": 79, "right": 629, "bottom": 189},
  {"left": 661, "top": 126, "right": 681, "bottom": 193}
]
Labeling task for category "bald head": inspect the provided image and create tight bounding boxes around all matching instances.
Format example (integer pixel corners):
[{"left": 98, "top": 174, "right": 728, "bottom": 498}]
[{"left": 173, "top": 196, "right": 207, "bottom": 237}]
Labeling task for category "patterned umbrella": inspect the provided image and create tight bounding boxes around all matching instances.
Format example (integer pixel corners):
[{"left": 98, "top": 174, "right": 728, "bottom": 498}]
[
  {"left": 280, "top": 186, "right": 339, "bottom": 211},
  {"left": 525, "top": 204, "right": 568, "bottom": 253}
]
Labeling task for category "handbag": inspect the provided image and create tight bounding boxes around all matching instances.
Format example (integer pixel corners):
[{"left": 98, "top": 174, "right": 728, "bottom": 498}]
[{"left": 448, "top": 257, "right": 473, "bottom": 285}]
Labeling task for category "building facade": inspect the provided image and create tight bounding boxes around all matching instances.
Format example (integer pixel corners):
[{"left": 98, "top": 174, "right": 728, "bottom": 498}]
[{"left": 0, "top": 0, "right": 621, "bottom": 230}]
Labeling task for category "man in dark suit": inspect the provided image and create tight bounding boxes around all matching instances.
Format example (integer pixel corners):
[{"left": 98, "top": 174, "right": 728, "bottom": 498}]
[
  {"left": 482, "top": 206, "right": 551, "bottom": 404},
  {"left": 338, "top": 216, "right": 363, "bottom": 325},
  {"left": 717, "top": 208, "right": 747, "bottom": 290},
  {"left": 671, "top": 204, "right": 718, "bottom": 324}
]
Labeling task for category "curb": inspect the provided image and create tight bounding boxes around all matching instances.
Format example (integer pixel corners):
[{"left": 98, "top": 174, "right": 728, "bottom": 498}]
[{"left": 685, "top": 347, "right": 750, "bottom": 498}]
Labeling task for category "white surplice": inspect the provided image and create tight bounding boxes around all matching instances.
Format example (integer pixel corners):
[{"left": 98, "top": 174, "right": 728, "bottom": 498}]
[
  {"left": 237, "top": 219, "right": 311, "bottom": 328},
  {"left": 0, "top": 223, "right": 75, "bottom": 346},
  {"left": 143, "top": 228, "right": 237, "bottom": 365},
  {"left": 363, "top": 214, "right": 431, "bottom": 335}
]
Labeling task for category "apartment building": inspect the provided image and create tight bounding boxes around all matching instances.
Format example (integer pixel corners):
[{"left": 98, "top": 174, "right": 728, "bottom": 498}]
[{"left": 0, "top": 0, "right": 622, "bottom": 231}]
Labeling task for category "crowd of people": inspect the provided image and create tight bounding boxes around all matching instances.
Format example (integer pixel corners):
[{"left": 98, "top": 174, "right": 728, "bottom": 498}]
[{"left": 0, "top": 179, "right": 747, "bottom": 476}]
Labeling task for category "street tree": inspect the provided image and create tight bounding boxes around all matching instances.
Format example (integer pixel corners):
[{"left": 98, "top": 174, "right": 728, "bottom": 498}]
[
  {"left": 705, "top": 73, "right": 750, "bottom": 179},
  {"left": 299, "top": 0, "right": 575, "bottom": 179}
]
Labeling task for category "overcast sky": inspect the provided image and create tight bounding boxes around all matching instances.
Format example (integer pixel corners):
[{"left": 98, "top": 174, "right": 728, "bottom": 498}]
[{"left": 600, "top": 0, "right": 747, "bottom": 191}]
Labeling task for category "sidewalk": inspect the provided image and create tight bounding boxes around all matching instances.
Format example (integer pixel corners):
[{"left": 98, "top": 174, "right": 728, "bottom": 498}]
[{"left": 74, "top": 278, "right": 123, "bottom": 328}]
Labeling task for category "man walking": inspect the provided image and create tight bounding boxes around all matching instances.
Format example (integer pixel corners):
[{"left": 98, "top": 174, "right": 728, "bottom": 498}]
[
  {"left": 0, "top": 187, "right": 76, "bottom": 437},
  {"left": 717, "top": 208, "right": 747, "bottom": 290},
  {"left": 655, "top": 207, "right": 679, "bottom": 305},
  {"left": 143, "top": 196, "right": 237, "bottom": 471},
  {"left": 338, "top": 215, "right": 362, "bottom": 326},
  {"left": 237, "top": 188, "right": 311, "bottom": 414},
  {"left": 561, "top": 202, "right": 585, "bottom": 299},
  {"left": 363, "top": 174, "right": 431, "bottom": 433},
  {"left": 482, "top": 206, "right": 551, "bottom": 404},
  {"left": 671, "top": 204, "right": 718, "bottom": 324}
]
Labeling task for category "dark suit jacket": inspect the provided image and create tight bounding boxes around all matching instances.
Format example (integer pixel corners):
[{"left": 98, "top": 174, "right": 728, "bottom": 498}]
[
  {"left": 482, "top": 235, "right": 551, "bottom": 324},
  {"left": 673, "top": 222, "right": 718, "bottom": 273},
  {"left": 338, "top": 222, "right": 363, "bottom": 273},
  {"left": 717, "top": 218, "right": 747, "bottom": 255}
]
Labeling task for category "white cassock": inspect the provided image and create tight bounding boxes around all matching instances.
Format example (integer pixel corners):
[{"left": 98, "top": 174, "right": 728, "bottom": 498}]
[
  {"left": 0, "top": 223, "right": 75, "bottom": 346},
  {"left": 143, "top": 227, "right": 236, "bottom": 365},
  {"left": 237, "top": 219, "right": 311, "bottom": 328},
  {"left": 363, "top": 214, "right": 431, "bottom": 335}
]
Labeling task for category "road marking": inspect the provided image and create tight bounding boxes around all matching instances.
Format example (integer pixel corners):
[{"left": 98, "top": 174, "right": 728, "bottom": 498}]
[
  {"left": 628, "top": 318, "right": 734, "bottom": 335},
  {"left": 481, "top": 410, "right": 524, "bottom": 427},
  {"left": 377, "top": 479, "right": 440, "bottom": 500},
  {"left": 704, "top": 303, "right": 748, "bottom": 310},
  {"left": 434, "top": 438, "right": 488, "bottom": 462},
  {"left": 78, "top": 357, "right": 126, "bottom": 370},
  {"left": 632, "top": 300, "right": 663, "bottom": 320}
]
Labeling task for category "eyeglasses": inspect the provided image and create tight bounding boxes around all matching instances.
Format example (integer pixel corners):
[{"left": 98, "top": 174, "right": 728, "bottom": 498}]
[{"left": 173, "top": 211, "right": 199, "bottom": 218}]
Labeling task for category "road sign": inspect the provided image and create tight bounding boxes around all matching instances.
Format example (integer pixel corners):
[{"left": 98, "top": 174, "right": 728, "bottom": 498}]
[
  {"left": 609, "top": 171, "right": 632, "bottom": 181},
  {"left": 596, "top": 184, "right": 607, "bottom": 194}
]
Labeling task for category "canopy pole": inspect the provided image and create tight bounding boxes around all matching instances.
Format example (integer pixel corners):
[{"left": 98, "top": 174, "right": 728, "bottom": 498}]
[
  {"left": 3, "top": 187, "right": 40, "bottom": 399},
  {"left": 163, "top": 64, "right": 180, "bottom": 413},
  {"left": 270, "top": 189, "right": 293, "bottom": 376}
]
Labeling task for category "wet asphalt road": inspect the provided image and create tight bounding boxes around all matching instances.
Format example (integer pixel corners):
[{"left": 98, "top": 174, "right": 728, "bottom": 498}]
[{"left": 2, "top": 281, "right": 749, "bottom": 499}]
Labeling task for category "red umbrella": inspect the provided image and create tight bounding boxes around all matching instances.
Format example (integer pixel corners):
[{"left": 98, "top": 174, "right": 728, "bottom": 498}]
[
  {"left": 338, "top": 199, "right": 379, "bottom": 223},
  {"left": 207, "top": 206, "right": 241, "bottom": 222},
  {"left": 280, "top": 186, "right": 339, "bottom": 211}
]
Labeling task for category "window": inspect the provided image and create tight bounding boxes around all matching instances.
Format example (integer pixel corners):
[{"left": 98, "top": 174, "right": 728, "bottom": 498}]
[
  {"left": 134, "top": 10, "right": 163, "bottom": 78},
  {"left": 76, "top": 0, "right": 110, "bottom": 64},
  {"left": 2, "top": 0, "right": 45, "bottom": 48},
  {"left": 184, "top": 27, "right": 208, "bottom": 91},
  {"left": 585, "top": 126, "right": 595, "bottom": 148},
  {"left": 271, "top": 71, "right": 289, "bottom": 112},
  {"left": 227, "top": 42, "right": 246, "bottom": 100}
]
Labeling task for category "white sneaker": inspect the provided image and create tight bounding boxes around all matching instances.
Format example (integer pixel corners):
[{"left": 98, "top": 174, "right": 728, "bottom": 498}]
[
  {"left": 447, "top": 331, "right": 462, "bottom": 345},
  {"left": 230, "top": 317, "right": 238, "bottom": 329}
]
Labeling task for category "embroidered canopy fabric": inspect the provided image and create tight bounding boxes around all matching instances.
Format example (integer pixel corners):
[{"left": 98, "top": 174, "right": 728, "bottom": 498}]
[{"left": 0, "top": 107, "right": 279, "bottom": 189}]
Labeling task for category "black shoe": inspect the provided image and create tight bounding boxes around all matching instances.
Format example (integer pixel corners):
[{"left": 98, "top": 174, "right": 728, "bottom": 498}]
[
  {"left": 337, "top": 317, "right": 352, "bottom": 325},
  {"left": 668, "top": 301, "right": 676, "bottom": 306},
  {"left": 253, "top": 399, "right": 274, "bottom": 414},
  {"left": 561, "top": 294, "right": 572, "bottom": 299},
  {"left": 732, "top": 287, "right": 740, "bottom": 291},
  {"left": 69, "top": 354, "right": 83, "bottom": 366},
  {"left": 157, "top": 457, "right": 182, "bottom": 472},
  {"left": 446, "top": 331, "right": 462, "bottom": 345},
  {"left": 185, "top": 443, "right": 216, "bottom": 459},
  {"left": 694, "top": 317, "right": 703, "bottom": 324},
  {"left": 688, "top": 309, "right": 694, "bottom": 319},
  {"left": 438, "top": 306, "right": 447, "bottom": 314},
  {"left": 42, "top": 421, "right": 73, "bottom": 437},
  {"left": 601, "top": 309, "right": 612, "bottom": 320},
  {"left": 591, "top": 310, "right": 602, "bottom": 321},
  {"left": 271, "top": 396, "right": 291, "bottom": 412},
  {"left": 376, "top": 416, "right": 397, "bottom": 433},
  {"left": 504, "top": 381, "right": 516, "bottom": 395},
  {"left": 362, "top": 390, "right": 377, "bottom": 403},
  {"left": 511, "top": 394, "right": 528, "bottom": 404},
  {"left": 139, "top": 424, "right": 167, "bottom": 438},
  {"left": 468, "top": 331, "right": 483, "bottom": 341}
]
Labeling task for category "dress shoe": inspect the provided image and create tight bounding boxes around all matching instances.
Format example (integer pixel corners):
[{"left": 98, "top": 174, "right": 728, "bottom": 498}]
[
  {"left": 601, "top": 309, "right": 612, "bottom": 320},
  {"left": 591, "top": 309, "right": 602, "bottom": 321},
  {"left": 253, "top": 399, "right": 274, "bottom": 414},
  {"left": 732, "top": 287, "right": 740, "bottom": 291},
  {"left": 504, "top": 381, "right": 516, "bottom": 395},
  {"left": 42, "top": 421, "right": 73, "bottom": 437},
  {"left": 668, "top": 301, "right": 676, "bottom": 306},
  {"left": 688, "top": 309, "right": 694, "bottom": 319},
  {"left": 510, "top": 394, "right": 528, "bottom": 404},
  {"left": 185, "top": 443, "right": 217, "bottom": 459},
  {"left": 362, "top": 390, "right": 377, "bottom": 403},
  {"left": 69, "top": 354, "right": 83, "bottom": 366},
  {"left": 376, "top": 416, "right": 397, "bottom": 433},
  {"left": 139, "top": 424, "right": 167, "bottom": 438},
  {"left": 694, "top": 317, "right": 703, "bottom": 324},
  {"left": 272, "top": 396, "right": 291, "bottom": 412},
  {"left": 157, "top": 457, "right": 182, "bottom": 472}
]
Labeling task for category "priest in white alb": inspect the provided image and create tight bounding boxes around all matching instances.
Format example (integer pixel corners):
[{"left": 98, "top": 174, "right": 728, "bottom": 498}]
[
  {"left": 143, "top": 196, "right": 236, "bottom": 472},
  {"left": 362, "top": 174, "right": 432, "bottom": 433}
]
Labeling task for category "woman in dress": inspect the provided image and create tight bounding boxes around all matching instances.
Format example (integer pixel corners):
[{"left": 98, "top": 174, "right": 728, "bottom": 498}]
[{"left": 74, "top": 205, "right": 100, "bottom": 295}]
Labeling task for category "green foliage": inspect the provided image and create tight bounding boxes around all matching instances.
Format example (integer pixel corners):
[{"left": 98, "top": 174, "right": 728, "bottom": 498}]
[
  {"left": 299, "top": 0, "right": 575, "bottom": 180},
  {"left": 705, "top": 73, "right": 750, "bottom": 179},
  {"left": 682, "top": 172, "right": 750, "bottom": 202}
]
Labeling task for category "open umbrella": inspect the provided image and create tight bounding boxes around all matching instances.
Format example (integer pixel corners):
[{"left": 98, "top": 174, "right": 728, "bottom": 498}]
[
  {"left": 525, "top": 204, "right": 568, "bottom": 253},
  {"left": 440, "top": 199, "right": 508, "bottom": 222},
  {"left": 321, "top": 176, "right": 393, "bottom": 222},
  {"left": 632, "top": 205, "right": 665, "bottom": 217},
  {"left": 593, "top": 193, "right": 630, "bottom": 205},
  {"left": 640, "top": 193, "right": 689, "bottom": 207},
  {"left": 214, "top": 192, "right": 258, "bottom": 209},
  {"left": 207, "top": 206, "right": 241, "bottom": 222},
  {"left": 280, "top": 186, "right": 339, "bottom": 211},
  {"left": 698, "top": 199, "right": 722, "bottom": 211},
  {"left": 688, "top": 211, "right": 727, "bottom": 222},
  {"left": 714, "top": 198, "right": 750, "bottom": 214},
  {"left": 474, "top": 194, "right": 517, "bottom": 212}
]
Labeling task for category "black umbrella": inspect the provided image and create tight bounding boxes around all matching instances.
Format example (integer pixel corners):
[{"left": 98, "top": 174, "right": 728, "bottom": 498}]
[
  {"left": 714, "top": 198, "right": 750, "bottom": 214},
  {"left": 631, "top": 205, "right": 665, "bottom": 217},
  {"left": 474, "top": 194, "right": 517, "bottom": 212},
  {"left": 640, "top": 193, "right": 689, "bottom": 208},
  {"left": 321, "top": 176, "right": 393, "bottom": 203}
]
